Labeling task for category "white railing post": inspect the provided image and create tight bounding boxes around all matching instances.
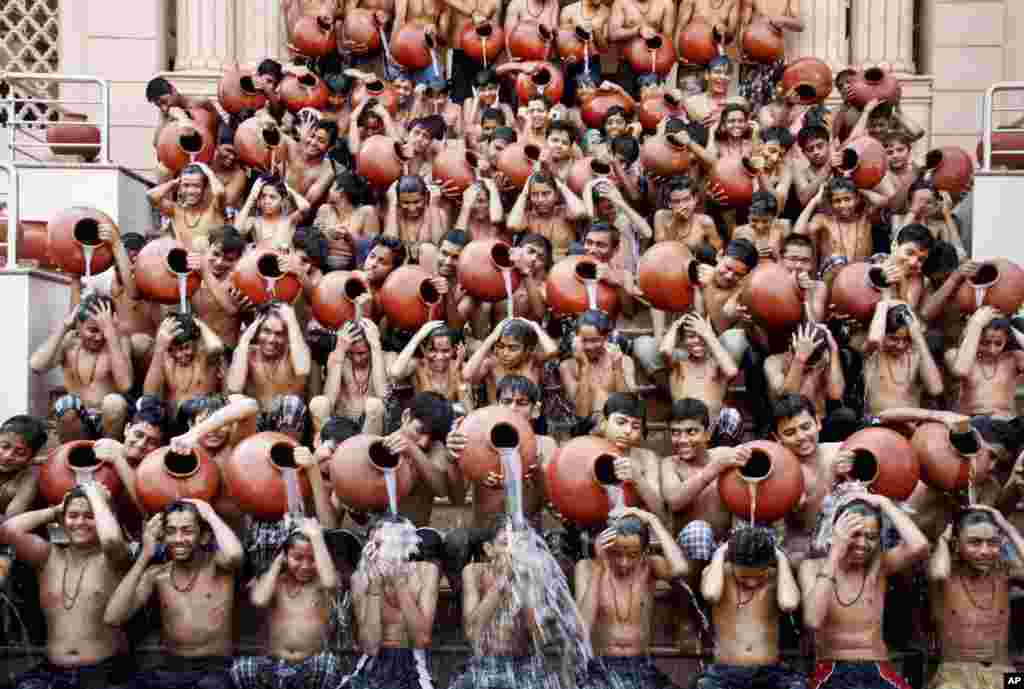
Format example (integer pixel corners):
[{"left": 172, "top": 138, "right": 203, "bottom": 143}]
[{"left": 0, "top": 162, "right": 18, "bottom": 266}]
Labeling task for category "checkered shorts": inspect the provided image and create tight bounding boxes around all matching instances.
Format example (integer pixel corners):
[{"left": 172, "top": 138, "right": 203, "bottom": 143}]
[
  {"left": 581, "top": 656, "right": 680, "bottom": 689},
  {"left": 447, "top": 655, "right": 558, "bottom": 689},
  {"left": 677, "top": 520, "right": 717, "bottom": 562},
  {"left": 230, "top": 652, "right": 344, "bottom": 689},
  {"left": 339, "top": 648, "right": 434, "bottom": 689}
]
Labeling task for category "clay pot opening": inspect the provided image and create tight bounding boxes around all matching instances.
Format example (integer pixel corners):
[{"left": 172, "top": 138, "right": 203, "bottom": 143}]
[
  {"left": 524, "top": 144, "right": 542, "bottom": 161},
  {"left": 740, "top": 450, "right": 773, "bottom": 482},
  {"left": 575, "top": 260, "right": 598, "bottom": 282},
  {"left": 420, "top": 280, "right": 441, "bottom": 305},
  {"left": 867, "top": 266, "right": 889, "bottom": 290},
  {"left": 949, "top": 428, "right": 981, "bottom": 457},
  {"left": 591, "top": 159, "right": 612, "bottom": 175},
  {"left": 667, "top": 133, "right": 688, "bottom": 150},
  {"left": 532, "top": 69, "right": 552, "bottom": 87},
  {"left": 344, "top": 277, "right": 368, "bottom": 301},
  {"left": 270, "top": 443, "right": 297, "bottom": 469},
  {"left": 67, "top": 445, "right": 99, "bottom": 469},
  {"left": 164, "top": 451, "right": 201, "bottom": 478},
  {"left": 491, "top": 243, "right": 514, "bottom": 270},
  {"left": 73, "top": 218, "right": 102, "bottom": 246},
  {"left": 863, "top": 67, "right": 885, "bottom": 84},
  {"left": 795, "top": 84, "right": 817, "bottom": 101},
  {"left": 841, "top": 148, "right": 860, "bottom": 171},
  {"left": 490, "top": 422, "right": 520, "bottom": 450},
  {"left": 179, "top": 129, "right": 204, "bottom": 154},
  {"left": 367, "top": 81, "right": 386, "bottom": 95},
  {"left": 593, "top": 454, "right": 620, "bottom": 485},
  {"left": 239, "top": 76, "right": 259, "bottom": 95},
  {"left": 664, "top": 92, "right": 680, "bottom": 107},
  {"left": 477, "top": 23, "right": 493, "bottom": 38},
  {"left": 925, "top": 149, "right": 944, "bottom": 170},
  {"left": 262, "top": 126, "right": 282, "bottom": 147},
  {"left": 850, "top": 449, "right": 880, "bottom": 484},
  {"left": 538, "top": 25, "right": 552, "bottom": 41},
  {"left": 317, "top": 15, "right": 333, "bottom": 32},
  {"left": 257, "top": 253, "right": 284, "bottom": 279},
  {"left": 166, "top": 248, "right": 191, "bottom": 275},
  {"left": 298, "top": 74, "right": 318, "bottom": 88},
  {"left": 645, "top": 35, "right": 664, "bottom": 50},
  {"left": 575, "top": 27, "right": 591, "bottom": 41},
  {"left": 368, "top": 441, "right": 401, "bottom": 470},
  {"left": 971, "top": 262, "right": 999, "bottom": 288}
]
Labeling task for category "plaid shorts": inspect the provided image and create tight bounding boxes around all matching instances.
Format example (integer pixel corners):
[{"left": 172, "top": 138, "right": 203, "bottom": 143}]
[
  {"left": 54, "top": 394, "right": 103, "bottom": 439},
  {"left": 14, "top": 655, "right": 135, "bottom": 689},
  {"left": 447, "top": 654, "right": 557, "bottom": 689},
  {"left": 810, "top": 661, "right": 911, "bottom": 689},
  {"left": 258, "top": 394, "right": 308, "bottom": 434},
  {"left": 581, "top": 656, "right": 680, "bottom": 689},
  {"left": 677, "top": 520, "right": 716, "bottom": 562},
  {"left": 230, "top": 652, "right": 344, "bottom": 689},
  {"left": 245, "top": 517, "right": 291, "bottom": 577},
  {"left": 339, "top": 648, "right": 434, "bottom": 689},
  {"left": 697, "top": 663, "right": 806, "bottom": 689}
]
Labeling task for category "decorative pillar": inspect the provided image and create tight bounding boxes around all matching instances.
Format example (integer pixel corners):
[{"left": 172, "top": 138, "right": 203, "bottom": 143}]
[
  {"left": 234, "top": 0, "right": 289, "bottom": 69},
  {"left": 176, "top": 0, "right": 237, "bottom": 71},
  {"left": 850, "top": 0, "right": 916, "bottom": 73},
  {"left": 791, "top": 0, "right": 849, "bottom": 73}
]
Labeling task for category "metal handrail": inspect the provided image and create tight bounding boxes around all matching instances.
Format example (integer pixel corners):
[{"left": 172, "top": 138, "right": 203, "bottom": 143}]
[
  {"left": 980, "top": 82, "right": 1024, "bottom": 171},
  {"left": 0, "top": 163, "right": 19, "bottom": 266},
  {"left": 0, "top": 72, "right": 112, "bottom": 164}
]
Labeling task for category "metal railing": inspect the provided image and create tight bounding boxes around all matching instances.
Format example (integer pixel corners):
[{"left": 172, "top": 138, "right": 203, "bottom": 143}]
[
  {"left": 0, "top": 162, "right": 19, "bottom": 266},
  {"left": 980, "top": 82, "right": 1024, "bottom": 172},
  {"left": 0, "top": 72, "right": 112, "bottom": 164}
]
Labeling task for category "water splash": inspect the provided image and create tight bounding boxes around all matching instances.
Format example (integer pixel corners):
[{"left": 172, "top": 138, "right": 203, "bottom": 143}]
[
  {"left": 282, "top": 467, "right": 305, "bottom": 521},
  {"left": 583, "top": 279, "right": 598, "bottom": 310},
  {"left": 263, "top": 276, "right": 277, "bottom": 300},
  {"left": 499, "top": 448, "right": 526, "bottom": 530},
  {"left": 177, "top": 273, "right": 190, "bottom": 314},
  {"left": 973, "top": 285, "right": 988, "bottom": 310},
  {"left": 502, "top": 269, "right": 515, "bottom": 320},
  {"left": 383, "top": 468, "right": 398, "bottom": 516},
  {"left": 72, "top": 466, "right": 96, "bottom": 486},
  {"left": 603, "top": 483, "right": 626, "bottom": 520},
  {"left": 81, "top": 244, "right": 95, "bottom": 283},
  {"left": 352, "top": 520, "right": 420, "bottom": 588}
]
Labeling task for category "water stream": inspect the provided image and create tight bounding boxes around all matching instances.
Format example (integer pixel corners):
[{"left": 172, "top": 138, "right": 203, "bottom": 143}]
[
  {"left": 177, "top": 274, "right": 190, "bottom": 314},
  {"left": 603, "top": 483, "right": 626, "bottom": 520},
  {"left": 281, "top": 467, "right": 305, "bottom": 523},
  {"left": 72, "top": 467, "right": 96, "bottom": 486},
  {"left": 384, "top": 468, "right": 399, "bottom": 516},
  {"left": 584, "top": 279, "right": 598, "bottom": 310},
  {"left": 502, "top": 269, "right": 515, "bottom": 320},
  {"left": 81, "top": 244, "right": 95, "bottom": 283},
  {"left": 973, "top": 285, "right": 988, "bottom": 310}
]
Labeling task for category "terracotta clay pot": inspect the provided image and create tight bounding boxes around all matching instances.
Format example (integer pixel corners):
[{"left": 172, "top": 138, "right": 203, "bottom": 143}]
[
  {"left": 845, "top": 67, "right": 902, "bottom": 109},
  {"left": 925, "top": 146, "right": 975, "bottom": 200},
  {"left": 515, "top": 63, "right": 565, "bottom": 105},
  {"left": 839, "top": 136, "right": 888, "bottom": 190},
  {"left": 135, "top": 445, "right": 221, "bottom": 514},
  {"left": 134, "top": 236, "right": 201, "bottom": 305},
  {"left": 566, "top": 157, "right": 613, "bottom": 196},
  {"left": 557, "top": 27, "right": 597, "bottom": 64},
  {"left": 343, "top": 9, "right": 382, "bottom": 54},
  {"left": 955, "top": 259, "right": 1024, "bottom": 315},
  {"left": 379, "top": 265, "right": 443, "bottom": 330},
  {"left": 279, "top": 72, "right": 330, "bottom": 114},
  {"left": 545, "top": 256, "right": 621, "bottom": 319},
  {"left": 156, "top": 120, "right": 215, "bottom": 174},
  {"left": 457, "top": 406, "right": 539, "bottom": 483},
  {"left": 741, "top": 18, "right": 784, "bottom": 64},
  {"left": 977, "top": 131, "right": 1024, "bottom": 169},
  {"left": 581, "top": 91, "right": 635, "bottom": 130},
  {"left": 637, "top": 241, "right": 694, "bottom": 313},
  {"left": 357, "top": 135, "right": 407, "bottom": 190},
  {"left": 457, "top": 239, "right": 521, "bottom": 302},
  {"left": 496, "top": 142, "right": 543, "bottom": 189},
  {"left": 432, "top": 149, "right": 477, "bottom": 195},
  {"left": 677, "top": 18, "right": 720, "bottom": 66},
  {"left": 0, "top": 215, "right": 53, "bottom": 267},
  {"left": 718, "top": 440, "right": 804, "bottom": 523},
  {"left": 461, "top": 22, "right": 504, "bottom": 65},
  {"left": 623, "top": 34, "right": 675, "bottom": 76},
  {"left": 830, "top": 261, "right": 888, "bottom": 322},
  {"left": 233, "top": 117, "right": 283, "bottom": 172},
  {"left": 351, "top": 80, "right": 399, "bottom": 115},
  {"left": 292, "top": 14, "right": 337, "bottom": 58},
  {"left": 544, "top": 436, "right": 639, "bottom": 526},
  {"left": 390, "top": 24, "right": 435, "bottom": 71},
  {"left": 39, "top": 441, "right": 123, "bottom": 506},
  {"left": 641, "top": 133, "right": 693, "bottom": 178},
  {"left": 638, "top": 93, "right": 684, "bottom": 133},
  {"left": 330, "top": 434, "right": 415, "bottom": 511},
  {"left": 508, "top": 22, "right": 553, "bottom": 61},
  {"left": 742, "top": 262, "right": 803, "bottom": 331},
  {"left": 188, "top": 107, "right": 220, "bottom": 140},
  {"left": 47, "top": 207, "right": 115, "bottom": 277},
  {"left": 218, "top": 70, "right": 268, "bottom": 115},
  {"left": 311, "top": 271, "right": 373, "bottom": 329},
  {"left": 781, "top": 58, "right": 833, "bottom": 105},
  {"left": 840, "top": 427, "right": 920, "bottom": 501},
  {"left": 46, "top": 113, "right": 100, "bottom": 161},
  {"left": 708, "top": 156, "right": 758, "bottom": 208},
  {"left": 231, "top": 243, "right": 303, "bottom": 305},
  {"left": 910, "top": 422, "right": 979, "bottom": 493},
  {"left": 223, "top": 432, "right": 311, "bottom": 520}
]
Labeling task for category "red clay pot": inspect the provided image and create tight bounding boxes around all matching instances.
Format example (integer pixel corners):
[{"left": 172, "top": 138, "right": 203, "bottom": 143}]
[
  {"left": 379, "top": 265, "right": 443, "bottom": 330},
  {"left": 357, "top": 135, "right": 407, "bottom": 189},
  {"left": 223, "top": 432, "right": 311, "bottom": 520},
  {"left": 508, "top": 22, "right": 553, "bottom": 61},
  {"left": 546, "top": 256, "right": 621, "bottom": 319},
  {"left": 641, "top": 133, "right": 693, "bottom": 178},
  {"left": 279, "top": 72, "right": 330, "bottom": 114},
  {"left": 330, "top": 434, "right": 415, "bottom": 511},
  {"left": 39, "top": 441, "right": 123, "bottom": 506},
  {"left": 839, "top": 136, "right": 888, "bottom": 190},
  {"left": 496, "top": 142, "right": 543, "bottom": 189},
  {"left": 911, "top": 422, "right": 978, "bottom": 493},
  {"left": 638, "top": 93, "right": 684, "bottom": 132},
  {"left": 741, "top": 17, "right": 784, "bottom": 64},
  {"left": 390, "top": 24, "right": 435, "bottom": 71},
  {"left": 47, "top": 206, "right": 115, "bottom": 277},
  {"left": 926, "top": 146, "right": 975, "bottom": 200},
  {"left": 233, "top": 117, "right": 282, "bottom": 172},
  {"left": 781, "top": 58, "right": 833, "bottom": 105},
  {"left": 135, "top": 445, "right": 221, "bottom": 514},
  {"left": 955, "top": 259, "right": 1024, "bottom": 315},
  {"left": 977, "top": 131, "right": 1024, "bottom": 169},
  {"left": 292, "top": 14, "right": 337, "bottom": 58},
  {"left": 845, "top": 67, "right": 902, "bottom": 109},
  {"left": 461, "top": 22, "right": 504, "bottom": 65},
  {"left": 566, "top": 157, "right": 614, "bottom": 196},
  {"left": 457, "top": 406, "right": 538, "bottom": 483},
  {"left": 677, "top": 18, "right": 720, "bottom": 66},
  {"left": 457, "top": 239, "right": 521, "bottom": 302},
  {"left": 311, "top": 270, "right": 373, "bottom": 329},
  {"left": 623, "top": 34, "right": 675, "bottom": 76},
  {"left": 134, "top": 236, "right": 201, "bottom": 305},
  {"left": 830, "top": 261, "right": 888, "bottom": 322},
  {"left": 743, "top": 262, "right": 803, "bottom": 331},
  {"left": 557, "top": 26, "right": 598, "bottom": 64},
  {"left": 46, "top": 113, "right": 100, "bottom": 161},
  {"left": 231, "top": 242, "right": 302, "bottom": 305},
  {"left": 718, "top": 440, "right": 804, "bottom": 523},
  {"left": 432, "top": 148, "right": 477, "bottom": 195},
  {"left": 581, "top": 91, "right": 635, "bottom": 130},
  {"left": 343, "top": 9, "right": 382, "bottom": 54},
  {"left": 840, "top": 427, "right": 920, "bottom": 501},
  {"left": 351, "top": 79, "right": 399, "bottom": 115},
  {"left": 156, "top": 120, "right": 215, "bottom": 174},
  {"left": 708, "top": 156, "right": 758, "bottom": 208},
  {"left": 218, "top": 70, "right": 268, "bottom": 115},
  {"left": 637, "top": 241, "right": 694, "bottom": 313},
  {"left": 515, "top": 63, "right": 565, "bottom": 104},
  {"left": 544, "top": 436, "right": 639, "bottom": 526}
]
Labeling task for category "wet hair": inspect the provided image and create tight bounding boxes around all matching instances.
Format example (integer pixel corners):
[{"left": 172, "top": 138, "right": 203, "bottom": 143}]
[
  {"left": 315, "top": 120, "right": 340, "bottom": 148},
  {"left": 163, "top": 499, "right": 209, "bottom": 533},
  {"left": 922, "top": 240, "right": 959, "bottom": 279},
  {"left": 667, "top": 176, "right": 695, "bottom": 197},
  {"left": 708, "top": 55, "right": 732, "bottom": 73},
  {"left": 516, "top": 233, "right": 553, "bottom": 270},
  {"left": 637, "top": 74, "right": 661, "bottom": 90},
  {"left": 771, "top": 394, "right": 817, "bottom": 430},
  {"left": 145, "top": 77, "right": 174, "bottom": 103},
  {"left": 881, "top": 130, "right": 915, "bottom": 148},
  {"left": 324, "top": 73, "right": 354, "bottom": 96},
  {"left": 76, "top": 293, "right": 115, "bottom": 323},
  {"left": 952, "top": 508, "right": 998, "bottom": 540},
  {"left": 397, "top": 175, "right": 428, "bottom": 197},
  {"left": 548, "top": 121, "right": 578, "bottom": 144},
  {"left": 723, "top": 238, "right": 759, "bottom": 271},
  {"left": 256, "top": 59, "right": 284, "bottom": 84},
  {"left": 828, "top": 176, "right": 858, "bottom": 197},
  {"left": 295, "top": 228, "right": 328, "bottom": 270},
  {"left": 357, "top": 104, "right": 384, "bottom": 128},
  {"left": 333, "top": 170, "right": 372, "bottom": 206},
  {"left": 321, "top": 415, "right": 361, "bottom": 446},
  {"left": 209, "top": 225, "right": 246, "bottom": 255},
  {"left": 367, "top": 236, "right": 407, "bottom": 268},
  {"left": 726, "top": 526, "right": 776, "bottom": 567},
  {"left": 749, "top": 191, "right": 779, "bottom": 218},
  {"left": 0, "top": 415, "right": 48, "bottom": 456},
  {"left": 407, "top": 392, "right": 455, "bottom": 444},
  {"left": 131, "top": 395, "right": 168, "bottom": 433},
  {"left": 498, "top": 319, "right": 538, "bottom": 350},
  {"left": 529, "top": 172, "right": 555, "bottom": 190},
  {"left": 895, "top": 223, "right": 935, "bottom": 252},
  {"left": 441, "top": 228, "right": 470, "bottom": 248},
  {"left": 474, "top": 69, "right": 498, "bottom": 88},
  {"left": 282, "top": 529, "right": 312, "bottom": 556},
  {"left": 780, "top": 233, "right": 816, "bottom": 259},
  {"left": 610, "top": 514, "right": 651, "bottom": 549},
  {"left": 496, "top": 375, "right": 541, "bottom": 404},
  {"left": 797, "top": 124, "right": 831, "bottom": 149},
  {"left": 885, "top": 304, "right": 913, "bottom": 334},
  {"left": 575, "top": 309, "right": 614, "bottom": 335},
  {"left": 61, "top": 486, "right": 90, "bottom": 518},
  {"left": 760, "top": 126, "right": 795, "bottom": 150},
  {"left": 602, "top": 105, "right": 630, "bottom": 129},
  {"left": 970, "top": 416, "right": 1024, "bottom": 459},
  {"left": 480, "top": 107, "right": 506, "bottom": 125},
  {"left": 168, "top": 310, "right": 200, "bottom": 346},
  {"left": 410, "top": 115, "right": 446, "bottom": 141},
  {"left": 833, "top": 498, "right": 882, "bottom": 527},
  {"left": 492, "top": 126, "right": 518, "bottom": 143},
  {"left": 670, "top": 398, "right": 710, "bottom": 429},
  {"left": 585, "top": 220, "right": 620, "bottom": 248},
  {"left": 803, "top": 105, "right": 831, "bottom": 129},
  {"left": 423, "top": 325, "right": 461, "bottom": 351},
  {"left": 611, "top": 135, "right": 640, "bottom": 165},
  {"left": 716, "top": 103, "right": 750, "bottom": 139},
  {"left": 179, "top": 393, "right": 229, "bottom": 428},
  {"left": 603, "top": 392, "right": 646, "bottom": 423}
]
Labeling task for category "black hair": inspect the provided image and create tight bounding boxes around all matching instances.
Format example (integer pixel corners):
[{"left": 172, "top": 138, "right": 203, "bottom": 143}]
[
  {"left": 179, "top": 394, "right": 229, "bottom": 428},
  {"left": 585, "top": 220, "right": 620, "bottom": 248},
  {"left": 952, "top": 508, "right": 998, "bottom": 540},
  {"left": 603, "top": 392, "right": 646, "bottom": 423},
  {"left": 833, "top": 498, "right": 882, "bottom": 526},
  {"left": 895, "top": 223, "right": 935, "bottom": 251},
  {"left": 496, "top": 375, "right": 541, "bottom": 404},
  {"left": 76, "top": 294, "right": 115, "bottom": 323},
  {"left": 131, "top": 395, "right": 168, "bottom": 433},
  {"left": 256, "top": 59, "right": 284, "bottom": 83},
  {"left": 498, "top": 319, "right": 538, "bottom": 350},
  {"left": 882, "top": 130, "right": 915, "bottom": 148},
  {"left": 724, "top": 238, "right": 759, "bottom": 271},
  {"left": 321, "top": 416, "right": 361, "bottom": 446},
  {"left": 726, "top": 526, "right": 776, "bottom": 567},
  {"left": 357, "top": 103, "right": 384, "bottom": 128},
  {"left": 480, "top": 107, "right": 506, "bottom": 125},
  {"left": 780, "top": 233, "right": 816, "bottom": 258},
  {"left": 316, "top": 119, "right": 340, "bottom": 149},
  {"left": 163, "top": 499, "right": 209, "bottom": 532},
  {"left": 367, "top": 235, "right": 407, "bottom": 269},
  {"left": 548, "top": 120, "right": 578, "bottom": 144},
  {"left": 670, "top": 398, "right": 710, "bottom": 429},
  {"left": 516, "top": 233, "right": 553, "bottom": 270},
  {"left": 611, "top": 135, "right": 640, "bottom": 165},
  {"left": 410, "top": 115, "right": 446, "bottom": 141},
  {"left": 760, "top": 126, "right": 795, "bottom": 150},
  {"left": 885, "top": 303, "right": 913, "bottom": 334},
  {"left": 209, "top": 225, "right": 247, "bottom": 255},
  {"left": 828, "top": 176, "right": 858, "bottom": 197},
  {"left": 602, "top": 105, "right": 630, "bottom": 129},
  {"left": 407, "top": 391, "right": 455, "bottom": 444},
  {"left": 771, "top": 394, "right": 817, "bottom": 430},
  {"left": 61, "top": 486, "right": 90, "bottom": 518},
  {"left": 307, "top": 328, "right": 337, "bottom": 367},
  {"left": 575, "top": 309, "right": 614, "bottom": 335},
  {"left": 168, "top": 310, "right": 200, "bottom": 345},
  {"left": 749, "top": 191, "right": 779, "bottom": 218},
  {"left": 441, "top": 228, "right": 470, "bottom": 248},
  {"left": 397, "top": 175, "right": 428, "bottom": 196},
  {"left": 667, "top": 176, "right": 695, "bottom": 197},
  {"left": 797, "top": 124, "right": 830, "bottom": 149},
  {"left": 422, "top": 325, "right": 461, "bottom": 351},
  {"left": 716, "top": 104, "right": 750, "bottom": 139},
  {"left": 970, "top": 416, "right": 1024, "bottom": 459},
  {"left": 333, "top": 170, "right": 371, "bottom": 206},
  {"left": 492, "top": 126, "right": 518, "bottom": 143},
  {"left": 922, "top": 240, "right": 959, "bottom": 279},
  {"left": 609, "top": 514, "right": 651, "bottom": 549},
  {"left": 0, "top": 415, "right": 48, "bottom": 456},
  {"left": 474, "top": 69, "right": 498, "bottom": 88},
  {"left": 295, "top": 228, "right": 328, "bottom": 270},
  {"left": 145, "top": 77, "right": 174, "bottom": 103},
  {"left": 282, "top": 529, "right": 312, "bottom": 556}
]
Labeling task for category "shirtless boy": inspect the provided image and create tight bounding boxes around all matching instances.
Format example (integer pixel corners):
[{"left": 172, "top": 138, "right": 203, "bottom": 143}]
[
  {"left": 143, "top": 312, "right": 225, "bottom": 419},
  {"left": 575, "top": 509, "right": 689, "bottom": 689},
  {"left": 765, "top": 323, "right": 845, "bottom": 421},
  {"left": 699, "top": 527, "right": 804, "bottom": 689},
  {"left": 226, "top": 301, "right": 312, "bottom": 411},
  {"left": 2, "top": 484, "right": 134, "bottom": 689},
  {"left": 389, "top": 321, "right": 471, "bottom": 411},
  {"left": 733, "top": 191, "right": 791, "bottom": 263},
  {"left": 507, "top": 172, "right": 588, "bottom": 262},
  {"left": 596, "top": 393, "right": 668, "bottom": 525},
  {"left": 230, "top": 518, "right": 342, "bottom": 689},
  {"left": 464, "top": 317, "right": 558, "bottom": 404},
  {"left": 561, "top": 310, "right": 638, "bottom": 423},
  {"left": 280, "top": 118, "right": 337, "bottom": 210},
  {"left": 147, "top": 162, "right": 227, "bottom": 248},
  {"left": 863, "top": 300, "right": 944, "bottom": 417},
  {"left": 794, "top": 179, "right": 877, "bottom": 271},
  {"left": 0, "top": 415, "right": 47, "bottom": 517},
  {"left": 105, "top": 499, "right": 244, "bottom": 689},
  {"left": 947, "top": 307, "right": 1024, "bottom": 420},
  {"left": 927, "top": 505, "right": 1024, "bottom": 689},
  {"left": 312, "top": 319, "right": 387, "bottom": 436},
  {"left": 608, "top": 0, "right": 676, "bottom": 96},
  {"left": 189, "top": 226, "right": 249, "bottom": 349}
]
